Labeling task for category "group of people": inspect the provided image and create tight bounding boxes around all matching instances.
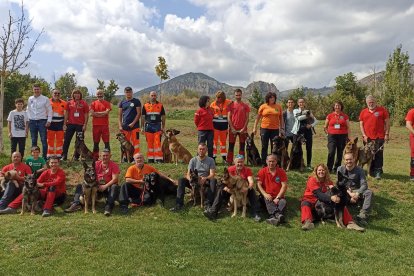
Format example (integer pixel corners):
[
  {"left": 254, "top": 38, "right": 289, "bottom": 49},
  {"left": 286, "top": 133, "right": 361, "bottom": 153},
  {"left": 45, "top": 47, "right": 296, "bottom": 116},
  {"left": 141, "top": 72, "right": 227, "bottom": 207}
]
[{"left": 3, "top": 84, "right": 410, "bottom": 232}]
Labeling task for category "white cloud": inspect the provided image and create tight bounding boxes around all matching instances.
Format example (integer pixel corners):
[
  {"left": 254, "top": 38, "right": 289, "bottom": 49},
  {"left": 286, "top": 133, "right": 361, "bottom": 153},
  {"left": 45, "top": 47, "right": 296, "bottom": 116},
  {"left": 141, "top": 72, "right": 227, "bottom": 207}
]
[{"left": 4, "top": 0, "right": 414, "bottom": 92}]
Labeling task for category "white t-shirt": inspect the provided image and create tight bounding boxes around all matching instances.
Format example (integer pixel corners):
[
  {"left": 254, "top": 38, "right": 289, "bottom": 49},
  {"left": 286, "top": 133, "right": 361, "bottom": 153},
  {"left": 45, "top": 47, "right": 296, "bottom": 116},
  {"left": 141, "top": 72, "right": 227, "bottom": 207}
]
[{"left": 7, "top": 110, "right": 28, "bottom": 137}]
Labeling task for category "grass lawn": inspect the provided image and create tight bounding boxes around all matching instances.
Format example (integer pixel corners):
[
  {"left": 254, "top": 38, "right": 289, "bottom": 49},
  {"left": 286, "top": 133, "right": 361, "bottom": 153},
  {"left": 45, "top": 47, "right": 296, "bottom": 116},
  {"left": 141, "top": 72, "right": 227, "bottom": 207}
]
[{"left": 1, "top": 110, "right": 414, "bottom": 275}]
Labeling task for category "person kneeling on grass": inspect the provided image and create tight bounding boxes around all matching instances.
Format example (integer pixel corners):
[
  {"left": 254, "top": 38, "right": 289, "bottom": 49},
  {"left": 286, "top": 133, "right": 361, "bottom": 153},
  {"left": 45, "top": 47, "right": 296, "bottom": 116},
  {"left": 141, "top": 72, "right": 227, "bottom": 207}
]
[
  {"left": 0, "top": 156, "right": 66, "bottom": 217},
  {"left": 301, "top": 164, "right": 365, "bottom": 232},
  {"left": 65, "top": 149, "right": 120, "bottom": 216},
  {"left": 118, "top": 153, "right": 175, "bottom": 214},
  {"left": 257, "top": 154, "right": 287, "bottom": 226}
]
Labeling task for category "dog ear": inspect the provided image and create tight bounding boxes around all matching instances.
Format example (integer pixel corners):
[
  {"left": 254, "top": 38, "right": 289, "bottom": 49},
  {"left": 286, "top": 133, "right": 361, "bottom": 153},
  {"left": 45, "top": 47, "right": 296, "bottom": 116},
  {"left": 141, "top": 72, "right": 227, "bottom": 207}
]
[
  {"left": 173, "top": 129, "right": 180, "bottom": 135},
  {"left": 354, "top": 137, "right": 358, "bottom": 144},
  {"left": 33, "top": 170, "right": 38, "bottom": 180},
  {"left": 82, "top": 161, "right": 88, "bottom": 170},
  {"left": 92, "top": 159, "right": 96, "bottom": 170},
  {"left": 250, "top": 132, "right": 254, "bottom": 139},
  {"left": 194, "top": 169, "right": 198, "bottom": 175}
]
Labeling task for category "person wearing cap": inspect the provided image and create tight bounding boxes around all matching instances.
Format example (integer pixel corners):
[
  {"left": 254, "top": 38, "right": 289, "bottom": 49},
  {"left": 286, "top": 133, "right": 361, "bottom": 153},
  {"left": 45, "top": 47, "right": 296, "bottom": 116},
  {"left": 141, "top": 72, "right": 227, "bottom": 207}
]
[
  {"left": 118, "top": 87, "right": 142, "bottom": 161},
  {"left": 210, "top": 90, "right": 232, "bottom": 163},
  {"left": 90, "top": 89, "right": 112, "bottom": 159},
  {"left": 47, "top": 89, "right": 67, "bottom": 159}
]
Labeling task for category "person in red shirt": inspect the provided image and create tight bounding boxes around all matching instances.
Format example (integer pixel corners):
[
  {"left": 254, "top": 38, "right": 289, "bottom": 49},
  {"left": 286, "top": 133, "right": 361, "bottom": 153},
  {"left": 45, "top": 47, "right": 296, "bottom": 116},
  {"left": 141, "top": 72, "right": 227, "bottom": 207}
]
[
  {"left": 405, "top": 109, "right": 414, "bottom": 181},
  {"left": 323, "top": 101, "right": 351, "bottom": 173},
  {"left": 65, "top": 149, "right": 120, "bottom": 216},
  {"left": 0, "top": 152, "right": 32, "bottom": 211},
  {"left": 257, "top": 154, "right": 287, "bottom": 226},
  {"left": 300, "top": 163, "right": 364, "bottom": 231},
  {"left": 90, "top": 89, "right": 112, "bottom": 159},
  {"left": 227, "top": 89, "right": 250, "bottom": 165},
  {"left": 1, "top": 156, "right": 67, "bottom": 217},
  {"left": 61, "top": 89, "right": 90, "bottom": 161},
  {"left": 359, "top": 95, "right": 390, "bottom": 179},
  {"left": 194, "top": 95, "right": 214, "bottom": 158}
]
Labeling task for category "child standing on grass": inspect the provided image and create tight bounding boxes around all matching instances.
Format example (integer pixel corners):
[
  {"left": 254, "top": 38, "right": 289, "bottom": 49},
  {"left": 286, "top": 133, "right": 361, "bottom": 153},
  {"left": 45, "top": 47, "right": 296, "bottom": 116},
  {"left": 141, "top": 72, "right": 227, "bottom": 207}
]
[
  {"left": 7, "top": 98, "right": 29, "bottom": 158},
  {"left": 25, "top": 146, "right": 47, "bottom": 175}
]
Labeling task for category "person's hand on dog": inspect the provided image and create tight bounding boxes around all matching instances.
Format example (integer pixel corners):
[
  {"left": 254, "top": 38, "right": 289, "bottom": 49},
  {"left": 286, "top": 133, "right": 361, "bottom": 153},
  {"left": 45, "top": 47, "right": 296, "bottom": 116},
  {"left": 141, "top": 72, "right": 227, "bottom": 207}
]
[
  {"left": 98, "top": 184, "right": 107, "bottom": 192},
  {"left": 331, "top": 195, "right": 340, "bottom": 203},
  {"left": 306, "top": 124, "right": 312, "bottom": 129},
  {"left": 37, "top": 183, "right": 44, "bottom": 188},
  {"left": 223, "top": 186, "right": 231, "bottom": 193}
]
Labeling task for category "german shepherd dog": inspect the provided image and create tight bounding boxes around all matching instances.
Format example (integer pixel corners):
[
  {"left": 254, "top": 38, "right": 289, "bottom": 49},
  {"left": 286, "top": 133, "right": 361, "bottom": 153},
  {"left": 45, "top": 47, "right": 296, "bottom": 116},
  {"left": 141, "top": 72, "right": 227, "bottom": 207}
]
[
  {"left": 358, "top": 139, "right": 378, "bottom": 174},
  {"left": 330, "top": 171, "right": 352, "bottom": 228},
  {"left": 286, "top": 134, "right": 306, "bottom": 172},
  {"left": 0, "top": 170, "right": 19, "bottom": 193},
  {"left": 73, "top": 131, "right": 94, "bottom": 161},
  {"left": 246, "top": 133, "right": 261, "bottom": 166},
  {"left": 116, "top": 132, "right": 134, "bottom": 163},
  {"left": 81, "top": 161, "right": 98, "bottom": 214},
  {"left": 166, "top": 129, "right": 192, "bottom": 165},
  {"left": 189, "top": 169, "right": 204, "bottom": 207},
  {"left": 21, "top": 172, "right": 40, "bottom": 215},
  {"left": 220, "top": 167, "right": 249, "bottom": 218},
  {"left": 344, "top": 137, "right": 359, "bottom": 161},
  {"left": 161, "top": 131, "right": 173, "bottom": 163},
  {"left": 271, "top": 135, "right": 290, "bottom": 170}
]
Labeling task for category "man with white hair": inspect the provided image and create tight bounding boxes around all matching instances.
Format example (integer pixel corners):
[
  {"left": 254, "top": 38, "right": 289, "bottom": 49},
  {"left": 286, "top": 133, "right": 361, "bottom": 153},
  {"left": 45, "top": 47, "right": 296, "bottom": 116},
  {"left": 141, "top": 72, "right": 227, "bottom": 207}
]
[{"left": 359, "top": 95, "right": 390, "bottom": 179}]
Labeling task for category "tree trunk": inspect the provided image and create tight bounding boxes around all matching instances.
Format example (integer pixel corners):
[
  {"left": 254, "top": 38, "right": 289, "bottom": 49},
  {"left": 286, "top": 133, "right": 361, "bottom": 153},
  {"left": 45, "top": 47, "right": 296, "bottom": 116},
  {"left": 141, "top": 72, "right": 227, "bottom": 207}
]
[{"left": 0, "top": 73, "right": 5, "bottom": 153}]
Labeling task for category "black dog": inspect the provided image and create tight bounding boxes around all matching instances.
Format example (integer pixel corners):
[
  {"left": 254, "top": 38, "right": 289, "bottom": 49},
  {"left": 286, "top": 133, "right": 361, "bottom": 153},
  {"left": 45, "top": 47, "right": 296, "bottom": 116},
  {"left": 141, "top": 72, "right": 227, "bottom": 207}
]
[
  {"left": 271, "top": 135, "right": 290, "bottom": 170},
  {"left": 330, "top": 171, "right": 352, "bottom": 228},
  {"left": 286, "top": 134, "right": 306, "bottom": 172},
  {"left": 246, "top": 133, "right": 261, "bottom": 166},
  {"left": 21, "top": 172, "right": 40, "bottom": 215},
  {"left": 73, "top": 132, "right": 94, "bottom": 161},
  {"left": 143, "top": 172, "right": 176, "bottom": 205}
]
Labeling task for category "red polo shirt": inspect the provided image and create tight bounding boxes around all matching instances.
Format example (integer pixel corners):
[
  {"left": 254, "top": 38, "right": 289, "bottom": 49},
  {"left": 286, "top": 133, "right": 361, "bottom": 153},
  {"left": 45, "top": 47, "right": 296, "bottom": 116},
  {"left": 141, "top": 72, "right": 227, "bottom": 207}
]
[
  {"left": 302, "top": 176, "right": 333, "bottom": 204},
  {"left": 95, "top": 160, "right": 120, "bottom": 184},
  {"left": 227, "top": 165, "right": 252, "bottom": 179},
  {"left": 257, "top": 166, "right": 287, "bottom": 198},
  {"left": 66, "top": 99, "right": 89, "bottom": 125},
  {"left": 326, "top": 111, "right": 349, "bottom": 135},
  {"left": 359, "top": 106, "right": 389, "bottom": 139},
  {"left": 1, "top": 163, "right": 32, "bottom": 184},
  {"left": 405, "top": 109, "right": 414, "bottom": 137},
  {"left": 90, "top": 99, "right": 111, "bottom": 125}
]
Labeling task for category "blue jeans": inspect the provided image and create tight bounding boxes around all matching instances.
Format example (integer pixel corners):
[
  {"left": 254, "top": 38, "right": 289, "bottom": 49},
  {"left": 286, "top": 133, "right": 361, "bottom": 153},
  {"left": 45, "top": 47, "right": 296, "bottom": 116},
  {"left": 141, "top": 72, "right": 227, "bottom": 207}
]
[{"left": 29, "top": 119, "right": 48, "bottom": 159}]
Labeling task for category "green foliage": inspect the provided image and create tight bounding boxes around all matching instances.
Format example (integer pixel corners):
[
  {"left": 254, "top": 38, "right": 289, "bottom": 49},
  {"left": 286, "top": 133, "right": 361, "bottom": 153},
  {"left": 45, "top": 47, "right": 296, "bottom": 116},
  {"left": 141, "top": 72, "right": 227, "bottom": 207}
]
[
  {"left": 248, "top": 87, "right": 264, "bottom": 111},
  {"left": 54, "top": 73, "right": 78, "bottom": 100},
  {"left": 155, "top": 56, "right": 170, "bottom": 101},
  {"left": 287, "top": 86, "right": 306, "bottom": 103},
  {"left": 3, "top": 72, "right": 49, "bottom": 117},
  {"left": 182, "top": 89, "right": 199, "bottom": 98},
  {"left": 166, "top": 109, "right": 196, "bottom": 120},
  {"left": 97, "top": 79, "right": 119, "bottom": 101},
  {"left": 382, "top": 45, "right": 414, "bottom": 126}
]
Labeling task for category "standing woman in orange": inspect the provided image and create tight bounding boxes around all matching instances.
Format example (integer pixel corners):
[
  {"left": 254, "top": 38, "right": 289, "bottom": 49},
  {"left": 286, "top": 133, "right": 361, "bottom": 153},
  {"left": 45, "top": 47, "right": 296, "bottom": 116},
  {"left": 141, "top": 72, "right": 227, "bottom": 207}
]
[
  {"left": 253, "top": 92, "right": 284, "bottom": 166},
  {"left": 210, "top": 91, "right": 232, "bottom": 163}
]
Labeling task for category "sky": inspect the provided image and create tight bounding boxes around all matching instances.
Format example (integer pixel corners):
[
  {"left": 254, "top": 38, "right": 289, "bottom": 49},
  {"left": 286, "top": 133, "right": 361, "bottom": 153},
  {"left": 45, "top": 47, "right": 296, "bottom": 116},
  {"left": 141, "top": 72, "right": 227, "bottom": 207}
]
[{"left": 1, "top": 0, "right": 414, "bottom": 94}]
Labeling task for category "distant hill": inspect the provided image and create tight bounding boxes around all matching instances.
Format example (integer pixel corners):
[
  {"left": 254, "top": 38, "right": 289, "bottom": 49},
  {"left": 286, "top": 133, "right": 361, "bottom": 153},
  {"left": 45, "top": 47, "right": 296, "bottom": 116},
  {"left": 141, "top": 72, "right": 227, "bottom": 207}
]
[
  {"left": 130, "top": 72, "right": 278, "bottom": 98},
  {"left": 279, "top": 86, "right": 334, "bottom": 98},
  {"left": 358, "top": 64, "right": 414, "bottom": 88}
]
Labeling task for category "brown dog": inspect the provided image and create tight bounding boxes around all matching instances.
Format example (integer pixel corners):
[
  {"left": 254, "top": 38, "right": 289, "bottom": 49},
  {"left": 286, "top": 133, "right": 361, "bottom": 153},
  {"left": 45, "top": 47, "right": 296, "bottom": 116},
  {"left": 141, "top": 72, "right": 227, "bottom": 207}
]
[
  {"left": 0, "top": 170, "right": 19, "bottom": 192},
  {"left": 116, "top": 132, "right": 134, "bottom": 163},
  {"left": 166, "top": 129, "right": 192, "bottom": 165},
  {"left": 162, "top": 130, "right": 175, "bottom": 163},
  {"left": 221, "top": 167, "right": 249, "bottom": 218},
  {"left": 21, "top": 172, "right": 40, "bottom": 215},
  {"left": 80, "top": 161, "right": 98, "bottom": 214},
  {"left": 73, "top": 131, "right": 94, "bottom": 161},
  {"left": 344, "top": 137, "right": 359, "bottom": 161},
  {"left": 358, "top": 139, "right": 377, "bottom": 174},
  {"left": 189, "top": 169, "right": 204, "bottom": 208}
]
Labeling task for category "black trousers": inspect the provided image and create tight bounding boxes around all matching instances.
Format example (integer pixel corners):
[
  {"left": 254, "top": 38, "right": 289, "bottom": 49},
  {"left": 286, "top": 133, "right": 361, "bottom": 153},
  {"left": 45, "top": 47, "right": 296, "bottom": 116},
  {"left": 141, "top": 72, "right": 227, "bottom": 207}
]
[
  {"left": 198, "top": 130, "right": 214, "bottom": 158},
  {"left": 369, "top": 139, "right": 385, "bottom": 175},
  {"left": 62, "top": 124, "right": 83, "bottom": 158},
  {"left": 71, "top": 183, "right": 120, "bottom": 210},
  {"left": 326, "top": 134, "right": 347, "bottom": 171},
  {"left": 296, "top": 128, "right": 313, "bottom": 167},
  {"left": 260, "top": 128, "right": 279, "bottom": 164},
  {"left": 11, "top": 137, "right": 26, "bottom": 158},
  {"left": 175, "top": 177, "right": 216, "bottom": 207}
]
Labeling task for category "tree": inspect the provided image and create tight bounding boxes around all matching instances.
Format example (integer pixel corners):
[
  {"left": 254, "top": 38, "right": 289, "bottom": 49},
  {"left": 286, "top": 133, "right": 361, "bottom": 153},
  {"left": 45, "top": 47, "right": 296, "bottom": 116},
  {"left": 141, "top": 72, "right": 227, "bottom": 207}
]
[
  {"left": 97, "top": 79, "right": 119, "bottom": 102},
  {"left": 155, "top": 56, "right": 170, "bottom": 101},
  {"left": 55, "top": 72, "right": 77, "bottom": 101},
  {"left": 0, "top": 3, "right": 43, "bottom": 153},
  {"left": 248, "top": 87, "right": 264, "bottom": 111},
  {"left": 382, "top": 45, "right": 414, "bottom": 125}
]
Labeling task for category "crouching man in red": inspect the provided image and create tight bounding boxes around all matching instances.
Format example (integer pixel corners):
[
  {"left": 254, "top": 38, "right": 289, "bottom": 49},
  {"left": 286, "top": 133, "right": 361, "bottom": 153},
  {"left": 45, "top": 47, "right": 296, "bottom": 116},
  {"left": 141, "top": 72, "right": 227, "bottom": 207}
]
[
  {"left": 257, "top": 154, "right": 287, "bottom": 226},
  {"left": 1, "top": 156, "right": 66, "bottom": 217},
  {"left": 301, "top": 163, "right": 364, "bottom": 232}
]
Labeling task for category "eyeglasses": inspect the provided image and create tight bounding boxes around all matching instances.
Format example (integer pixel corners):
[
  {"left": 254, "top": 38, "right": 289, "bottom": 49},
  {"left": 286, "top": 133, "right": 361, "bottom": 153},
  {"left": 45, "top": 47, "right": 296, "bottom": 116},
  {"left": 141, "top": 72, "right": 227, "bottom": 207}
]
[{"left": 97, "top": 94, "right": 103, "bottom": 97}]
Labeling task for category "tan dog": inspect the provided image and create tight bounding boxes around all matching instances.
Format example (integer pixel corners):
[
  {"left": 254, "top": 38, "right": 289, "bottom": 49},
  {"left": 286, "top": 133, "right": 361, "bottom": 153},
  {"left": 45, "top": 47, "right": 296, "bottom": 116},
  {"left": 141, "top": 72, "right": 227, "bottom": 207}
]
[
  {"left": 80, "top": 161, "right": 98, "bottom": 214},
  {"left": 162, "top": 132, "right": 173, "bottom": 163},
  {"left": 189, "top": 169, "right": 204, "bottom": 208},
  {"left": 116, "top": 132, "right": 134, "bottom": 163},
  {"left": 344, "top": 137, "right": 359, "bottom": 162},
  {"left": 221, "top": 167, "right": 249, "bottom": 218},
  {"left": 358, "top": 139, "right": 377, "bottom": 174},
  {"left": 0, "top": 170, "right": 19, "bottom": 192},
  {"left": 166, "top": 129, "right": 192, "bottom": 165}
]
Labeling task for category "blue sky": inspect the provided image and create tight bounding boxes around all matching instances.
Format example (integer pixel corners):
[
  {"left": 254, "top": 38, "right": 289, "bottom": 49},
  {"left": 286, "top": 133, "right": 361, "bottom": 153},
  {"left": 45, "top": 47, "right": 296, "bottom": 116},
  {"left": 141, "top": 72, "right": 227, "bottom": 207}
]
[{"left": 1, "top": 0, "right": 414, "bottom": 95}]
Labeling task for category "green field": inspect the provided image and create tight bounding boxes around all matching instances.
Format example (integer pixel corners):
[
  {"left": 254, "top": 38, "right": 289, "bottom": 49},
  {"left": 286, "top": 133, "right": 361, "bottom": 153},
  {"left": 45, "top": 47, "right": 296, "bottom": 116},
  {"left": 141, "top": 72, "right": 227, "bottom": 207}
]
[{"left": 1, "top": 110, "right": 414, "bottom": 275}]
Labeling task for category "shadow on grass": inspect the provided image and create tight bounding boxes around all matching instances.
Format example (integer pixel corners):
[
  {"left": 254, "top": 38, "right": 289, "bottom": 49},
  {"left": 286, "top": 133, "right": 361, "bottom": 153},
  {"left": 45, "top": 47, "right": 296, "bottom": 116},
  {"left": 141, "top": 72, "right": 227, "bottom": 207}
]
[{"left": 381, "top": 172, "right": 409, "bottom": 182}]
